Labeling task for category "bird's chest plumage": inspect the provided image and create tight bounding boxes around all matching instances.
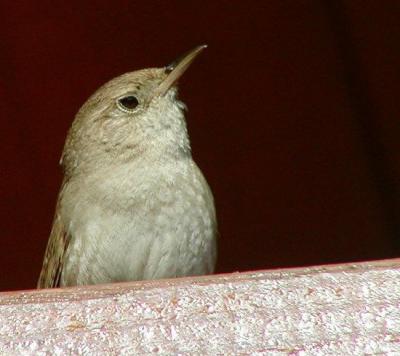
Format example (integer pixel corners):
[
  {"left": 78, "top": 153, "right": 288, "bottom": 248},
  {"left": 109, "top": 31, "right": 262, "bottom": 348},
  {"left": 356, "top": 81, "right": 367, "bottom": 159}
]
[{"left": 60, "top": 159, "right": 216, "bottom": 286}]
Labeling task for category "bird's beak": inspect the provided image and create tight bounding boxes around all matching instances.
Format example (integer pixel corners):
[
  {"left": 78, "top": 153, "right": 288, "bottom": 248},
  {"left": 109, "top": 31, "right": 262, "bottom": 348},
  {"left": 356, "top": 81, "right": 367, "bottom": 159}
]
[{"left": 153, "top": 44, "right": 207, "bottom": 97}]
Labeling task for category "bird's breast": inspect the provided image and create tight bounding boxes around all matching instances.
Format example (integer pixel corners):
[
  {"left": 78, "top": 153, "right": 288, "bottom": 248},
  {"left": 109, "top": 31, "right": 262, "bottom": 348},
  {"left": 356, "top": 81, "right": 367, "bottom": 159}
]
[{"left": 60, "top": 158, "right": 216, "bottom": 285}]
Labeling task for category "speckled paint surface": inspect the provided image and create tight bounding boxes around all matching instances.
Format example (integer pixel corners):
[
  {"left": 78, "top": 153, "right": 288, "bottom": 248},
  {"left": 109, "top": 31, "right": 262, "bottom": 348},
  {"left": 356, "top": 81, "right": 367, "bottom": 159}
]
[{"left": 1, "top": 260, "right": 400, "bottom": 355}]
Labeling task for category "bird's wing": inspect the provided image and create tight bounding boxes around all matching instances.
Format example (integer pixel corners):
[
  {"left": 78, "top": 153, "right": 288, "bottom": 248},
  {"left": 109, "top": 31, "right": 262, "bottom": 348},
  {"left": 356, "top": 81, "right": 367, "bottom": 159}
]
[{"left": 37, "top": 189, "right": 70, "bottom": 289}]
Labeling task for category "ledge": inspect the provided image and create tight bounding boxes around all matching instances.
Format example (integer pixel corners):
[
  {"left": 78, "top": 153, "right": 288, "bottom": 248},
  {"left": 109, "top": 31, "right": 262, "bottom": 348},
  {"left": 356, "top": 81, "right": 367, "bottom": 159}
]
[{"left": 1, "top": 259, "right": 400, "bottom": 354}]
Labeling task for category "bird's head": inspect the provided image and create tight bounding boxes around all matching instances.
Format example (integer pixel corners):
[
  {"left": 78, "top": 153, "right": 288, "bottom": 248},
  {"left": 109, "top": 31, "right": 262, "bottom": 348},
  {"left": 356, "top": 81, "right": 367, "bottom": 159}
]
[{"left": 62, "top": 45, "right": 207, "bottom": 175}]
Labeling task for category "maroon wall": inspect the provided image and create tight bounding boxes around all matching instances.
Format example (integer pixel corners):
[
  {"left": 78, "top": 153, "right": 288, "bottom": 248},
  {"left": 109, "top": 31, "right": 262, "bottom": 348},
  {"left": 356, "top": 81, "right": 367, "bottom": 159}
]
[{"left": 1, "top": 1, "right": 400, "bottom": 290}]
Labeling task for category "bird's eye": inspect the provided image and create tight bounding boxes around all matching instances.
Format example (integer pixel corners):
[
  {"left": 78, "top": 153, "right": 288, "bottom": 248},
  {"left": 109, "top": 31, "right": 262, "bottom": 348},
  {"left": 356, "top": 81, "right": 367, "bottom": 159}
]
[{"left": 117, "top": 95, "right": 139, "bottom": 112}]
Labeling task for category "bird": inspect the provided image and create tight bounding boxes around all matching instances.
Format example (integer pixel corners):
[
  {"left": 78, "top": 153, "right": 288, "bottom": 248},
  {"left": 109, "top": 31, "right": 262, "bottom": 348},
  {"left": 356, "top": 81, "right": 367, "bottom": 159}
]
[{"left": 37, "top": 45, "right": 217, "bottom": 288}]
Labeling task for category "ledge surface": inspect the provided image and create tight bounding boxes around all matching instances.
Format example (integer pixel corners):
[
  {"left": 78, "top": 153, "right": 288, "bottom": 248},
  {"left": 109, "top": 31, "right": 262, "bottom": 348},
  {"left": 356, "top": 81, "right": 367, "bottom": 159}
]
[{"left": 1, "top": 259, "right": 400, "bottom": 354}]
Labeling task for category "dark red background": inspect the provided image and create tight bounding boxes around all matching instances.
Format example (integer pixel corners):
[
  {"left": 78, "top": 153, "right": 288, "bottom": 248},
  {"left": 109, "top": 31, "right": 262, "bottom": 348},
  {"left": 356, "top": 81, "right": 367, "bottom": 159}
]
[{"left": 1, "top": 1, "right": 400, "bottom": 291}]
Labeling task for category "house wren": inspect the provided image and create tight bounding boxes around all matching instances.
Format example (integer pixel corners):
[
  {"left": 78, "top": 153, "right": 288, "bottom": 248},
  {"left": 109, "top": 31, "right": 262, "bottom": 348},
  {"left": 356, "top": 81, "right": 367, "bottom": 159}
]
[{"left": 37, "top": 45, "right": 217, "bottom": 288}]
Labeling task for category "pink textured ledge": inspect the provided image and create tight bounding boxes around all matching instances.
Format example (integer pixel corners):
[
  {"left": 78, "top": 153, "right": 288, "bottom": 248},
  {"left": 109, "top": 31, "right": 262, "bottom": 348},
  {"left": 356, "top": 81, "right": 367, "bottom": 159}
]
[{"left": 1, "top": 259, "right": 400, "bottom": 354}]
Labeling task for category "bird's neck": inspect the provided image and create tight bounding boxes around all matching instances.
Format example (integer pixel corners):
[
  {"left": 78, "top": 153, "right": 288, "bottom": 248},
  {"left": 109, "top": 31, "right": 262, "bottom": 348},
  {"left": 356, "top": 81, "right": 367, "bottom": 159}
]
[{"left": 138, "top": 103, "right": 192, "bottom": 159}]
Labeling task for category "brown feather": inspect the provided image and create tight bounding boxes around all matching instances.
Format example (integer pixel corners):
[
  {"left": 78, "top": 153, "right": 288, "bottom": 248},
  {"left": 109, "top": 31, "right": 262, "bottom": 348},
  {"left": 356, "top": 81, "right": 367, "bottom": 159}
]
[{"left": 37, "top": 185, "right": 69, "bottom": 289}]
